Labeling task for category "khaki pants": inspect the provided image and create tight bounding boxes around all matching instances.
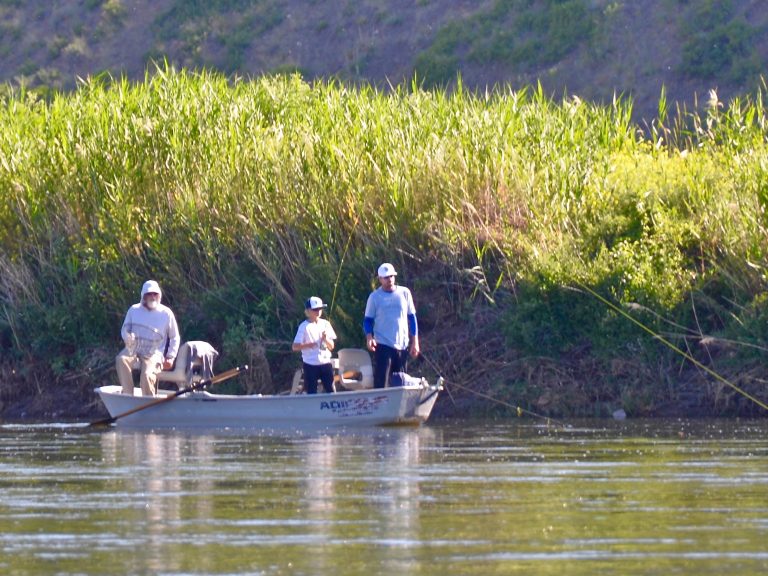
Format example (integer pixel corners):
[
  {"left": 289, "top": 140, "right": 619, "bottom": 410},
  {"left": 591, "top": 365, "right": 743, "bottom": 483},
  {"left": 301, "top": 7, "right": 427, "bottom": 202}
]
[{"left": 115, "top": 349, "right": 164, "bottom": 396}]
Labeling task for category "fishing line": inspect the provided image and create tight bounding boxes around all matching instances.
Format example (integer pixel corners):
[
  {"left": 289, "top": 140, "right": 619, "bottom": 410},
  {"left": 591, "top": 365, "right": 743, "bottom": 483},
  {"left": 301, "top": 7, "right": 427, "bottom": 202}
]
[
  {"left": 418, "top": 351, "right": 568, "bottom": 428},
  {"left": 328, "top": 214, "right": 360, "bottom": 322},
  {"left": 576, "top": 283, "right": 768, "bottom": 412}
]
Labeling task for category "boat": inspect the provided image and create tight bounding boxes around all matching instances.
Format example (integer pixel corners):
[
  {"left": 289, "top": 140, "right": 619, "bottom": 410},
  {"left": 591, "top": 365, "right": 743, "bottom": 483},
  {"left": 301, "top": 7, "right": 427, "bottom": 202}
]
[
  {"left": 93, "top": 347, "right": 442, "bottom": 428},
  {"left": 94, "top": 381, "right": 441, "bottom": 428}
]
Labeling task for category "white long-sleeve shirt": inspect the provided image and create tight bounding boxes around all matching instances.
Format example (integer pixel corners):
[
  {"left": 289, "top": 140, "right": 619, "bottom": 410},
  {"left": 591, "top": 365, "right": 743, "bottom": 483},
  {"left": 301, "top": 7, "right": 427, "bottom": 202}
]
[{"left": 120, "top": 303, "right": 180, "bottom": 361}]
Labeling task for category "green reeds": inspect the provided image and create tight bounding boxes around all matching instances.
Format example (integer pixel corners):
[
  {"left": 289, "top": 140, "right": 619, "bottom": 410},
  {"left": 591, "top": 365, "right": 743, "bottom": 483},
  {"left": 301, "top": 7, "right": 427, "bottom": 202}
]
[
  {"left": 1, "top": 66, "right": 767, "bottom": 409},
  {"left": 0, "top": 71, "right": 638, "bottom": 306}
]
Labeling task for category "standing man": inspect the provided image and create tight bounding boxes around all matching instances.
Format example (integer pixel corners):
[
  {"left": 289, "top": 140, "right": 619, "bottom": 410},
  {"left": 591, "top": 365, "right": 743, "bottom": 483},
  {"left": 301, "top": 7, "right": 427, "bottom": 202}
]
[
  {"left": 363, "top": 263, "right": 420, "bottom": 388},
  {"left": 116, "top": 280, "right": 180, "bottom": 396}
]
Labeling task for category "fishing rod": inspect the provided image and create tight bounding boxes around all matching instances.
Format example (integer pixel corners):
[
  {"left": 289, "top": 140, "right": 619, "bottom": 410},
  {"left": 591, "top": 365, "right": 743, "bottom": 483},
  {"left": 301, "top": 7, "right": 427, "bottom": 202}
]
[
  {"left": 418, "top": 351, "right": 569, "bottom": 428},
  {"left": 328, "top": 214, "right": 360, "bottom": 322},
  {"left": 576, "top": 282, "right": 768, "bottom": 413}
]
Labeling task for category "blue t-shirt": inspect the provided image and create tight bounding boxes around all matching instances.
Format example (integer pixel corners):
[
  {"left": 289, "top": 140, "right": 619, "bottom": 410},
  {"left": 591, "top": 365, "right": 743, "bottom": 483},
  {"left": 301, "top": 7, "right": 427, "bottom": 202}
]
[{"left": 363, "top": 286, "right": 416, "bottom": 350}]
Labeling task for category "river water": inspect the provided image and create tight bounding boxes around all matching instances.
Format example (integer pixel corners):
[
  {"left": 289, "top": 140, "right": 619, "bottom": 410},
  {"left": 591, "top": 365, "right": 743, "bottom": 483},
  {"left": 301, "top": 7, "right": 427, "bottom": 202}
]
[{"left": 0, "top": 418, "right": 766, "bottom": 575}]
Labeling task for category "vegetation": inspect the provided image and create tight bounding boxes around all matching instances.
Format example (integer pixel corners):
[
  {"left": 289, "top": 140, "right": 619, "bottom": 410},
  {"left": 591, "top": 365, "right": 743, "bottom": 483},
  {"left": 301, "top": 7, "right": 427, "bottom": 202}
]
[
  {"left": 153, "top": 0, "right": 285, "bottom": 72},
  {"left": 413, "top": 0, "right": 762, "bottom": 89},
  {"left": 1, "top": 67, "right": 767, "bottom": 419},
  {"left": 2, "top": 1, "right": 768, "bottom": 127},
  {"left": 679, "top": 0, "right": 759, "bottom": 83},
  {"left": 414, "top": 0, "right": 598, "bottom": 87}
]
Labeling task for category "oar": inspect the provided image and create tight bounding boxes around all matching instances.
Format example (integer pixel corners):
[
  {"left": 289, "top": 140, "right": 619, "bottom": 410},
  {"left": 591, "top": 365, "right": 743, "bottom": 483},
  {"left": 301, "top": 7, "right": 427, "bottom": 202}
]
[
  {"left": 89, "top": 365, "right": 249, "bottom": 427},
  {"left": 333, "top": 369, "right": 363, "bottom": 384}
]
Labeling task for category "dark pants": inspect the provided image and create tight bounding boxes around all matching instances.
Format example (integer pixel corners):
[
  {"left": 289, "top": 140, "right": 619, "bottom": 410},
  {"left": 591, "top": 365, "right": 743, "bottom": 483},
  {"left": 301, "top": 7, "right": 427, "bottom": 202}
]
[
  {"left": 303, "top": 362, "right": 335, "bottom": 394},
  {"left": 373, "top": 344, "right": 409, "bottom": 389}
]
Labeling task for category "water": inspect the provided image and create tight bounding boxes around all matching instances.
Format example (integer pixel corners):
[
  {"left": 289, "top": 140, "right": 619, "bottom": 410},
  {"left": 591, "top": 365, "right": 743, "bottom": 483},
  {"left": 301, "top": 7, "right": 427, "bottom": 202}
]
[{"left": 1, "top": 419, "right": 766, "bottom": 575}]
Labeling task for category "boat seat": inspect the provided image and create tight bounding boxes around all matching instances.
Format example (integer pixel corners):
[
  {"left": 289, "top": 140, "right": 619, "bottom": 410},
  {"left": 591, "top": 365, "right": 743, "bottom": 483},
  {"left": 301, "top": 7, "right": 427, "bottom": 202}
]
[
  {"left": 290, "top": 368, "right": 304, "bottom": 394},
  {"left": 287, "top": 349, "right": 372, "bottom": 394},
  {"left": 129, "top": 341, "right": 218, "bottom": 388},
  {"left": 336, "top": 348, "right": 374, "bottom": 391}
]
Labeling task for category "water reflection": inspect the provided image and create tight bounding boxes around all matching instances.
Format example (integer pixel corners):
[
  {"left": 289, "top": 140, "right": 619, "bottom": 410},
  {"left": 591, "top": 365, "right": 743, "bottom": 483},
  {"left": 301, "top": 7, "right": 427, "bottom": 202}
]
[
  {"left": 0, "top": 420, "right": 766, "bottom": 576},
  {"left": 294, "top": 429, "right": 437, "bottom": 542},
  {"left": 305, "top": 435, "right": 337, "bottom": 514},
  {"left": 371, "top": 430, "right": 425, "bottom": 540},
  {"left": 300, "top": 428, "right": 438, "bottom": 573},
  {"left": 94, "top": 426, "right": 441, "bottom": 573},
  {"left": 303, "top": 435, "right": 337, "bottom": 576},
  {"left": 101, "top": 432, "right": 184, "bottom": 573}
]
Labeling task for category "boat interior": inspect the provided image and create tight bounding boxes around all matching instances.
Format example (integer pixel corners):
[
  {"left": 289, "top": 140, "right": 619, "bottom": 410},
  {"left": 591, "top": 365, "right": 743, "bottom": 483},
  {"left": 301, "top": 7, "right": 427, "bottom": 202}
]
[
  {"left": 128, "top": 341, "right": 219, "bottom": 390},
  {"left": 135, "top": 343, "right": 374, "bottom": 395},
  {"left": 289, "top": 347, "right": 374, "bottom": 394}
]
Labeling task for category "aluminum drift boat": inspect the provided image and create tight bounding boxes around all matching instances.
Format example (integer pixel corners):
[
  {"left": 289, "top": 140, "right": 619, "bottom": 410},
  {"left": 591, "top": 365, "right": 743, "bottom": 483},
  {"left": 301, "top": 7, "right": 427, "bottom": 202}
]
[{"left": 94, "top": 378, "right": 442, "bottom": 429}]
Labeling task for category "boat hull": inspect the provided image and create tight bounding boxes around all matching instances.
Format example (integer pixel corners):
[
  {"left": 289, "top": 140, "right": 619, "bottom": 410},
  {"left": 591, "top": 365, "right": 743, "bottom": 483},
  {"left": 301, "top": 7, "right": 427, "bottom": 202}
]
[{"left": 94, "top": 382, "right": 441, "bottom": 429}]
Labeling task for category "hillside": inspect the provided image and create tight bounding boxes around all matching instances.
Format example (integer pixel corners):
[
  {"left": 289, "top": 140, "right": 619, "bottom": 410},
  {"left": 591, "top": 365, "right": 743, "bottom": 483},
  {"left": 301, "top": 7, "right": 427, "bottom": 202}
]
[{"left": 1, "top": 0, "right": 767, "bottom": 122}]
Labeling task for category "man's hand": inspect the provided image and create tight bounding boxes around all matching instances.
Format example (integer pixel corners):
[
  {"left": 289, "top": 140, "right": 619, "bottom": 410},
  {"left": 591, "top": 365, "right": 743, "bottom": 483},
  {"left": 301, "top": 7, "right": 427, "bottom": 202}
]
[
  {"left": 123, "top": 332, "right": 137, "bottom": 354},
  {"left": 162, "top": 359, "right": 174, "bottom": 370},
  {"left": 409, "top": 336, "right": 420, "bottom": 358}
]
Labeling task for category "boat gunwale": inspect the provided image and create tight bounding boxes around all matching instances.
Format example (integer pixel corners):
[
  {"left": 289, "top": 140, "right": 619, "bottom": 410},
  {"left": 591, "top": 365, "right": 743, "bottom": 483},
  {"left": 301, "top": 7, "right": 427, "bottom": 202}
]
[{"left": 94, "top": 383, "right": 436, "bottom": 401}]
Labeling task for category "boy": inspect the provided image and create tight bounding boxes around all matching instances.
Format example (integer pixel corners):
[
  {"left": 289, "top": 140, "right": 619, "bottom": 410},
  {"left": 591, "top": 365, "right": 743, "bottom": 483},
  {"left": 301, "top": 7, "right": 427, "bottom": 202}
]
[{"left": 292, "top": 296, "right": 337, "bottom": 394}]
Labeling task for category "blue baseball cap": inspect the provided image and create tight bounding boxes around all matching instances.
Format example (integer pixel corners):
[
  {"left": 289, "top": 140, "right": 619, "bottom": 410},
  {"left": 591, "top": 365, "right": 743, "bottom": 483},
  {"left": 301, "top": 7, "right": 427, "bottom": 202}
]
[{"left": 305, "top": 296, "right": 327, "bottom": 310}]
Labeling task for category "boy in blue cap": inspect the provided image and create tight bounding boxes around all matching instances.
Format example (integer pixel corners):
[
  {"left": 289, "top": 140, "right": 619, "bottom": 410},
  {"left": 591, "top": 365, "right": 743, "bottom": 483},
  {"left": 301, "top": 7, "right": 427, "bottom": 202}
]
[{"left": 292, "top": 296, "right": 337, "bottom": 394}]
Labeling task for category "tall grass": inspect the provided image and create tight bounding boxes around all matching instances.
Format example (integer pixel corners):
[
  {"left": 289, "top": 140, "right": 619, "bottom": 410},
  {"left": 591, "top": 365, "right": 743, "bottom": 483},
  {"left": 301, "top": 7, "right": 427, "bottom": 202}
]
[{"left": 1, "top": 67, "right": 767, "bottom": 415}]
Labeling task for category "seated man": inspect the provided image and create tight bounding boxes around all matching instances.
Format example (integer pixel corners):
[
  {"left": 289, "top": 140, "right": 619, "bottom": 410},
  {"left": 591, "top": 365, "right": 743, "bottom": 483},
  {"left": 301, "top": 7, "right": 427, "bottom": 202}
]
[{"left": 115, "top": 280, "right": 180, "bottom": 396}]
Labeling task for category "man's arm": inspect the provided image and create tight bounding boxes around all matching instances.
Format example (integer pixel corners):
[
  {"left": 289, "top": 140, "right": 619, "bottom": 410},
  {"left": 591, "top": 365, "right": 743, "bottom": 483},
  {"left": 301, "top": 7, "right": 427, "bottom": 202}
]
[
  {"left": 165, "top": 310, "right": 181, "bottom": 366},
  {"left": 363, "top": 292, "right": 377, "bottom": 351},
  {"left": 363, "top": 316, "right": 376, "bottom": 351},
  {"left": 406, "top": 289, "right": 419, "bottom": 357},
  {"left": 407, "top": 313, "right": 419, "bottom": 357}
]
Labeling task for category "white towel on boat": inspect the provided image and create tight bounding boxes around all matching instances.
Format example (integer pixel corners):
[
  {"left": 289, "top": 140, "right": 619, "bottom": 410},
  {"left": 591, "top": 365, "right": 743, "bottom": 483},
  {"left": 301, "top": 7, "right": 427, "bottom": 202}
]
[{"left": 186, "top": 341, "right": 218, "bottom": 380}]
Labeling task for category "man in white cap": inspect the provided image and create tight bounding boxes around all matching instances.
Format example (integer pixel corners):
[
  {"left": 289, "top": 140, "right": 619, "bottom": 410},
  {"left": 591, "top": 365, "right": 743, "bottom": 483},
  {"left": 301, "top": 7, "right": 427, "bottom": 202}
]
[
  {"left": 292, "top": 296, "right": 337, "bottom": 394},
  {"left": 363, "top": 263, "right": 420, "bottom": 388},
  {"left": 115, "top": 280, "right": 180, "bottom": 396}
]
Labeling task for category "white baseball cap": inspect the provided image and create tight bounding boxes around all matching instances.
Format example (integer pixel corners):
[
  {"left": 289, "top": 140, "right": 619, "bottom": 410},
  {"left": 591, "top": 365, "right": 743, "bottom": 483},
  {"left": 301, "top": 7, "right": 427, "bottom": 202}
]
[
  {"left": 377, "top": 263, "right": 397, "bottom": 277},
  {"left": 305, "top": 296, "right": 327, "bottom": 310},
  {"left": 141, "top": 280, "right": 162, "bottom": 298}
]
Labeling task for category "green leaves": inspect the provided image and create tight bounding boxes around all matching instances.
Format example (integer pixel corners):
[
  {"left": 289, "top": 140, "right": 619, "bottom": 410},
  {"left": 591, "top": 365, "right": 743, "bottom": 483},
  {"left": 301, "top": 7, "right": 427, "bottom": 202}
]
[{"left": 1, "top": 66, "right": 767, "bottom": 403}]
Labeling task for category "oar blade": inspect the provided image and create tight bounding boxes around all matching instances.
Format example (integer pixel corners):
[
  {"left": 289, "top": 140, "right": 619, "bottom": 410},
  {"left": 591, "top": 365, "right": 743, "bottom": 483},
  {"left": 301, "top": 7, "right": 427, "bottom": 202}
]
[{"left": 88, "top": 415, "right": 116, "bottom": 428}]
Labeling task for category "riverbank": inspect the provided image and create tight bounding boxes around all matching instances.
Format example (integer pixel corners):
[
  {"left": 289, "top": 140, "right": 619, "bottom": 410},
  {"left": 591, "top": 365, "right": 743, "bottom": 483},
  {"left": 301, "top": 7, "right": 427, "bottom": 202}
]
[
  {"left": 1, "top": 277, "right": 765, "bottom": 423},
  {"left": 1, "top": 70, "right": 767, "bottom": 421}
]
